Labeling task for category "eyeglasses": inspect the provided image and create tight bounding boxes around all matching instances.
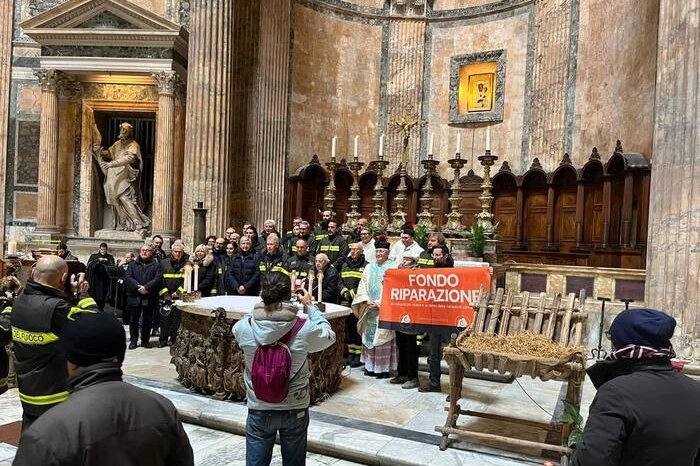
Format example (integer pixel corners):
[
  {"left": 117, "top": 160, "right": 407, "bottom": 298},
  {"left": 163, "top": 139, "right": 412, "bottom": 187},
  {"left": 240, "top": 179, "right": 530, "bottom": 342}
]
[{"left": 360, "top": 232, "right": 370, "bottom": 236}]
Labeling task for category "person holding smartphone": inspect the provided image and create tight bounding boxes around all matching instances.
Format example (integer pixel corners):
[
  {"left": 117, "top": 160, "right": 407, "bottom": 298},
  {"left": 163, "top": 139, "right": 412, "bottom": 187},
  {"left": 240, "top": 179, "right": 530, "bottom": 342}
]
[
  {"left": 233, "top": 273, "right": 336, "bottom": 466},
  {"left": 10, "top": 255, "right": 98, "bottom": 430}
]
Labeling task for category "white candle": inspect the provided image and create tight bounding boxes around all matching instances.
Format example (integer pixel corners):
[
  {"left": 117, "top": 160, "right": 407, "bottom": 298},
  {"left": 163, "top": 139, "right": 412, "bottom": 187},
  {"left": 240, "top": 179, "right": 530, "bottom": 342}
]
[
  {"left": 428, "top": 133, "right": 434, "bottom": 155},
  {"left": 353, "top": 136, "right": 359, "bottom": 160},
  {"left": 456, "top": 132, "right": 461, "bottom": 154},
  {"left": 308, "top": 271, "right": 314, "bottom": 295},
  {"left": 486, "top": 126, "right": 491, "bottom": 152},
  {"left": 317, "top": 271, "right": 324, "bottom": 303},
  {"left": 378, "top": 133, "right": 384, "bottom": 159},
  {"left": 7, "top": 241, "right": 17, "bottom": 255},
  {"left": 184, "top": 265, "right": 192, "bottom": 293},
  {"left": 193, "top": 264, "right": 199, "bottom": 291},
  {"left": 331, "top": 136, "right": 337, "bottom": 161},
  {"left": 290, "top": 272, "right": 297, "bottom": 292}
]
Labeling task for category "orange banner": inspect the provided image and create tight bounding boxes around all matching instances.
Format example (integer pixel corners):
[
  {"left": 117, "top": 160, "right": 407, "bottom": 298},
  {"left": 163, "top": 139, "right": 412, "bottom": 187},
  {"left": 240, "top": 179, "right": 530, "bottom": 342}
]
[{"left": 379, "top": 267, "right": 491, "bottom": 333}]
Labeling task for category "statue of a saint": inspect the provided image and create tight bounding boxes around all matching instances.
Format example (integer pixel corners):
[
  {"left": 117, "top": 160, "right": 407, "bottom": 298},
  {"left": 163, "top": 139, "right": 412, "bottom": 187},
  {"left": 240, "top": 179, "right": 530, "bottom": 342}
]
[{"left": 92, "top": 122, "right": 151, "bottom": 232}]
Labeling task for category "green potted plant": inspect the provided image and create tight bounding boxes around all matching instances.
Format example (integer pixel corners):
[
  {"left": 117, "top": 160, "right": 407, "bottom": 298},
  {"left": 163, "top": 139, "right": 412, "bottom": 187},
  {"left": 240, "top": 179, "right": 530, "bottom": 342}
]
[
  {"left": 413, "top": 224, "right": 429, "bottom": 249},
  {"left": 466, "top": 223, "right": 486, "bottom": 258}
]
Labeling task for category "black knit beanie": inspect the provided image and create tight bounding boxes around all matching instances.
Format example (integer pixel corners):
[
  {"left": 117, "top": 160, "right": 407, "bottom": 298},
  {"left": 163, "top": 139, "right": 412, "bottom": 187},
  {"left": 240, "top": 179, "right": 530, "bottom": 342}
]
[{"left": 59, "top": 312, "right": 126, "bottom": 366}]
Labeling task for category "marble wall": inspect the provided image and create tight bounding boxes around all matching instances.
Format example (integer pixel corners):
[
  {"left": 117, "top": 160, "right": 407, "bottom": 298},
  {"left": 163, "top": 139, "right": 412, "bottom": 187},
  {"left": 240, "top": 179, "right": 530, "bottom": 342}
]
[
  {"left": 289, "top": 3, "right": 384, "bottom": 171},
  {"left": 572, "top": 0, "right": 659, "bottom": 165}
]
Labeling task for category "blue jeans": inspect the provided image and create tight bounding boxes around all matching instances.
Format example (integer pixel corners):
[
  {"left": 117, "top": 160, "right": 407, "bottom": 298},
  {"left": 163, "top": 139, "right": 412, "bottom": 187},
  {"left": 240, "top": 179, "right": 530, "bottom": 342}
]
[{"left": 246, "top": 408, "right": 309, "bottom": 466}]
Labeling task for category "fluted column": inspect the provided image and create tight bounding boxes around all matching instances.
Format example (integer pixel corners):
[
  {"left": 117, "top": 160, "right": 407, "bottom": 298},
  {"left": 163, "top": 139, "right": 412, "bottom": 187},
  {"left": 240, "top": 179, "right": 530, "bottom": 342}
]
[
  {"left": 182, "top": 0, "right": 234, "bottom": 243},
  {"left": 34, "top": 69, "right": 62, "bottom": 234},
  {"left": 152, "top": 71, "right": 179, "bottom": 238},
  {"left": 0, "top": 0, "right": 13, "bottom": 244},
  {"left": 646, "top": 0, "right": 699, "bottom": 361}
]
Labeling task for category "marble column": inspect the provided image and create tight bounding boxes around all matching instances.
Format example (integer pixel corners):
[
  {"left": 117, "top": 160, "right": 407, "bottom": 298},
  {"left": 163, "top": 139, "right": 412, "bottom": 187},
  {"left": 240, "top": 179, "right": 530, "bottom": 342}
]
[
  {"left": 182, "top": 0, "right": 234, "bottom": 243},
  {"left": 249, "top": 0, "right": 291, "bottom": 228},
  {"left": 34, "top": 69, "right": 62, "bottom": 235},
  {"left": 152, "top": 71, "right": 179, "bottom": 238},
  {"left": 0, "top": 0, "right": 13, "bottom": 244},
  {"left": 386, "top": 19, "right": 426, "bottom": 177},
  {"left": 646, "top": 0, "right": 700, "bottom": 361},
  {"left": 527, "top": 0, "right": 576, "bottom": 169}
]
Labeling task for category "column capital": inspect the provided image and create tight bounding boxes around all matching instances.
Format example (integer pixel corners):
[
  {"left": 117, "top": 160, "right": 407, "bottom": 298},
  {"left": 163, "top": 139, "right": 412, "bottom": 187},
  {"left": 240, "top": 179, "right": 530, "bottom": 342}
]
[
  {"left": 33, "top": 69, "right": 63, "bottom": 92},
  {"left": 153, "top": 71, "right": 180, "bottom": 95}
]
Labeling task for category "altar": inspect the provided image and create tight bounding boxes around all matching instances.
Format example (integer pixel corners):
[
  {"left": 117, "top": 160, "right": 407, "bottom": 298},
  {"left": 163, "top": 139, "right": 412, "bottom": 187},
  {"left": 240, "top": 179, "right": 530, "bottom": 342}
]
[{"left": 172, "top": 296, "right": 351, "bottom": 403}]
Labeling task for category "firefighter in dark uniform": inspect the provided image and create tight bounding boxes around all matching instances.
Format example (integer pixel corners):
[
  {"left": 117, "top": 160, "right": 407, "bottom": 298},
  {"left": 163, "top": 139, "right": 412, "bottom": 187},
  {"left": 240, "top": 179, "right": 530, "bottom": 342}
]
[
  {"left": 285, "top": 238, "right": 314, "bottom": 290},
  {"left": 287, "top": 221, "right": 317, "bottom": 256},
  {"left": 10, "top": 255, "right": 97, "bottom": 430},
  {"left": 339, "top": 242, "right": 367, "bottom": 368},
  {"left": 158, "top": 243, "right": 187, "bottom": 348},
  {"left": 316, "top": 219, "right": 349, "bottom": 271},
  {"left": 258, "top": 233, "right": 289, "bottom": 281}
]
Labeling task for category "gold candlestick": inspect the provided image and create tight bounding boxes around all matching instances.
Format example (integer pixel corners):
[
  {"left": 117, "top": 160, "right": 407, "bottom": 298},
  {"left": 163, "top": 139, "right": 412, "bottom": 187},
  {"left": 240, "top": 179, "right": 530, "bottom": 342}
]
[{"left": 442, "top": 153, "right": 467, "bottom": 234}]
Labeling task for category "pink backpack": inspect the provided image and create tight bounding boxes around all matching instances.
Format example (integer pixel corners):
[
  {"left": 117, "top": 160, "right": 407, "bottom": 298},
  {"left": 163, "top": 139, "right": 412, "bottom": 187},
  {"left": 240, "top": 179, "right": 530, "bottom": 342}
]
[{"left": 249, "top": 318, "right": 305, "bottom": 403}]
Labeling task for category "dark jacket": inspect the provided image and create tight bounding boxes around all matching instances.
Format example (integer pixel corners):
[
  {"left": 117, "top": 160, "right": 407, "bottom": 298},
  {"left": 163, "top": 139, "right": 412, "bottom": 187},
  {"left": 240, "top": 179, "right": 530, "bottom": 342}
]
[
  {"left": 191, "top": 252, "right": 216, "bottom": 297},
  {"left": 316, "top": 233, "right": 349, "bottom": 271},
  {"left": 573, "top": 358, "right": 700, "bottom": 466},
  {"left": 13, "top": 363, "right": 194, "bottom": 466},
  {"left": 287, "top": 234, "right": 317, "bottom": 257},
  {"left": 311, "top": 265, "right": 340, "bottom": 304},
  {"left": 226, "top": 250, "right": 260, "bottom": 295},
  {"left": 258, "top": 248, "right": 289, "bottom": 278},
  {"left": 86, "top": 252, "right": 116, "bottom": 302},
  {"left": 125, "top": 256, "right": 163, "bottom": 308},
  {"left": 0, "top": 298, "right": 12, "bottom": 395},
  {"left": 285, "top": 253, "right": 313, "bottom": 289},
  {"left": 159, "top": 254, "right": 187, "bottom": 298},
  {"left": 213, "top": 254, "right": 235, "bottom": 295},
  {"left": 339, "top": 255, "right": 368, "bottom": 304},
  {"left": 10, "top": 281, "right": 98, "bottom": 417}
]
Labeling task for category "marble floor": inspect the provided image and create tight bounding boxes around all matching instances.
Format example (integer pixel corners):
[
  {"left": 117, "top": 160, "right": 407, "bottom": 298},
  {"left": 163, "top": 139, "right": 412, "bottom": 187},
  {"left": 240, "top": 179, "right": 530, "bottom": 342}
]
[{"left": 0, "top": 340, "right": 599, "bottom": 466}]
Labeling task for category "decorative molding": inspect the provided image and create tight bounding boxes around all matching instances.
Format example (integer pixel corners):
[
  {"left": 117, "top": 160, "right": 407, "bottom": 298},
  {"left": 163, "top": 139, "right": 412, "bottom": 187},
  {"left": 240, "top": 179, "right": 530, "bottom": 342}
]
[
  {"left": 21, "top": 0, "right": 189, "bottom": 58},
  {"left": 530, "top": 157, "right": 542, "bottom": 170},
  {"left": 560, "top": 153, "right": 572, "bottom": 165},
  {"left": 448, "top": 49, "right": 507, "bottom": 125},
  {"left": 33, "top": 68, "right": 62, "bottom": 91},
  {"left": 58, "top": 79, "right": 82, "bottom": 100},
  {"left": 390, "top": 0, "right": 426, "bottom": 18},
  {"left": 589, "top": 147, "right": 600, "bottom": 160},
  {"left": 614, "top": 139, "right": 623, "bottom": 154},
  {"left": 498, "top": 160, "right": 512, "bottom": 173},
  {"left": 153, "top": 70, "right": 178, "bottom": 95}
]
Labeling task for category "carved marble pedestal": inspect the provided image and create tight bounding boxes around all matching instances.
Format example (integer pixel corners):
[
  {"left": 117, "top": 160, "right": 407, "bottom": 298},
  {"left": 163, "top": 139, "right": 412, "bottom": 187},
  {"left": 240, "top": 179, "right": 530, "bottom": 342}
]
[{"left": 172, "top": 296, "right": 349, "bottom": 403}]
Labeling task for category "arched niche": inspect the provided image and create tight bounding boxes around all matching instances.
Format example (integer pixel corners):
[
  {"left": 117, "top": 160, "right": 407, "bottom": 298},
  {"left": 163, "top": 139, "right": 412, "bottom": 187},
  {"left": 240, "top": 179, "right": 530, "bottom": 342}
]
[
  {"left": 551, "top": 164, "right": 578, "bottom": 249},
  {"left": 333, "top": 168, "right": 353, "bottom": 224},
  {"left": 417, "top": 174, "right": 449, "bottom": 229},
  {"left": 386, "top": 173, "right": 417, "bottom": 224},
  {"left": 492, "top": 170, "right": 517, "bottom": 246},
  {"left": 580, "top": 159, "right": 604, "bottom": 247},
  {"left": 289, "top": 157, "right": 329, "bottom": 226},
  {"left": 606, "top": 155, "right": 626, "bottom": 246},
  {"left": 458, "top": 170, "right": 483, "bottom": 229},
  {"left": 521, "top": 169, "right": 548, "bottom": 250},
  {"left": 358, "top": 172, "right": 379, "bottom": 219}
]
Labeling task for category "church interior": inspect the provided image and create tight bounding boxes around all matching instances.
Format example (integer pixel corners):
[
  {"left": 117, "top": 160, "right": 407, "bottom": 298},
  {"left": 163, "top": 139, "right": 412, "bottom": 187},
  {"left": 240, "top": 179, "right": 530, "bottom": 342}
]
[{"left": 0, "top": 0, "right": 698, "bottom": 464}]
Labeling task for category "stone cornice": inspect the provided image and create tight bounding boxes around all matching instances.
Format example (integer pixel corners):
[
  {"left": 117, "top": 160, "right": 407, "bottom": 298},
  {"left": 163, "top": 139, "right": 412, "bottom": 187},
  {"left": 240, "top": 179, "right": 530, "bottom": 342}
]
[
  {"left": 21, "top": 0, "right": 182, "bottom": 32},
  {"left": 21, "top": 0, "right": 188, "bottom": 58}
]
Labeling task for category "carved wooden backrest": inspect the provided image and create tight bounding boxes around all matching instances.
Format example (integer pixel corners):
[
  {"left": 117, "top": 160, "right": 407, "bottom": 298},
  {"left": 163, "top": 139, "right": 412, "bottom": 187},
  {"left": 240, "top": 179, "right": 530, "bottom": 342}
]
[{"left": 472, "top": 286, "right": 587, "bottom": 347}]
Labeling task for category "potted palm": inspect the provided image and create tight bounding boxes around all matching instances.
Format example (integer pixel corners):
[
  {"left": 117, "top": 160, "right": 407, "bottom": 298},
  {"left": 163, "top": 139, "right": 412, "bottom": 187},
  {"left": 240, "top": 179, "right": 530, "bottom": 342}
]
[{"left": 466, "top": 223, "right": 486, "bottom": 259}]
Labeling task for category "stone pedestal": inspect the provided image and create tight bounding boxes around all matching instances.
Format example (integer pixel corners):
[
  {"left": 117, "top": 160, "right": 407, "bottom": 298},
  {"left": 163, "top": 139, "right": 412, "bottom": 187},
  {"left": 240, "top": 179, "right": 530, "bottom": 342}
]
[{"left": 646, "top": 0, "right": 700, "bottom": 361}]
